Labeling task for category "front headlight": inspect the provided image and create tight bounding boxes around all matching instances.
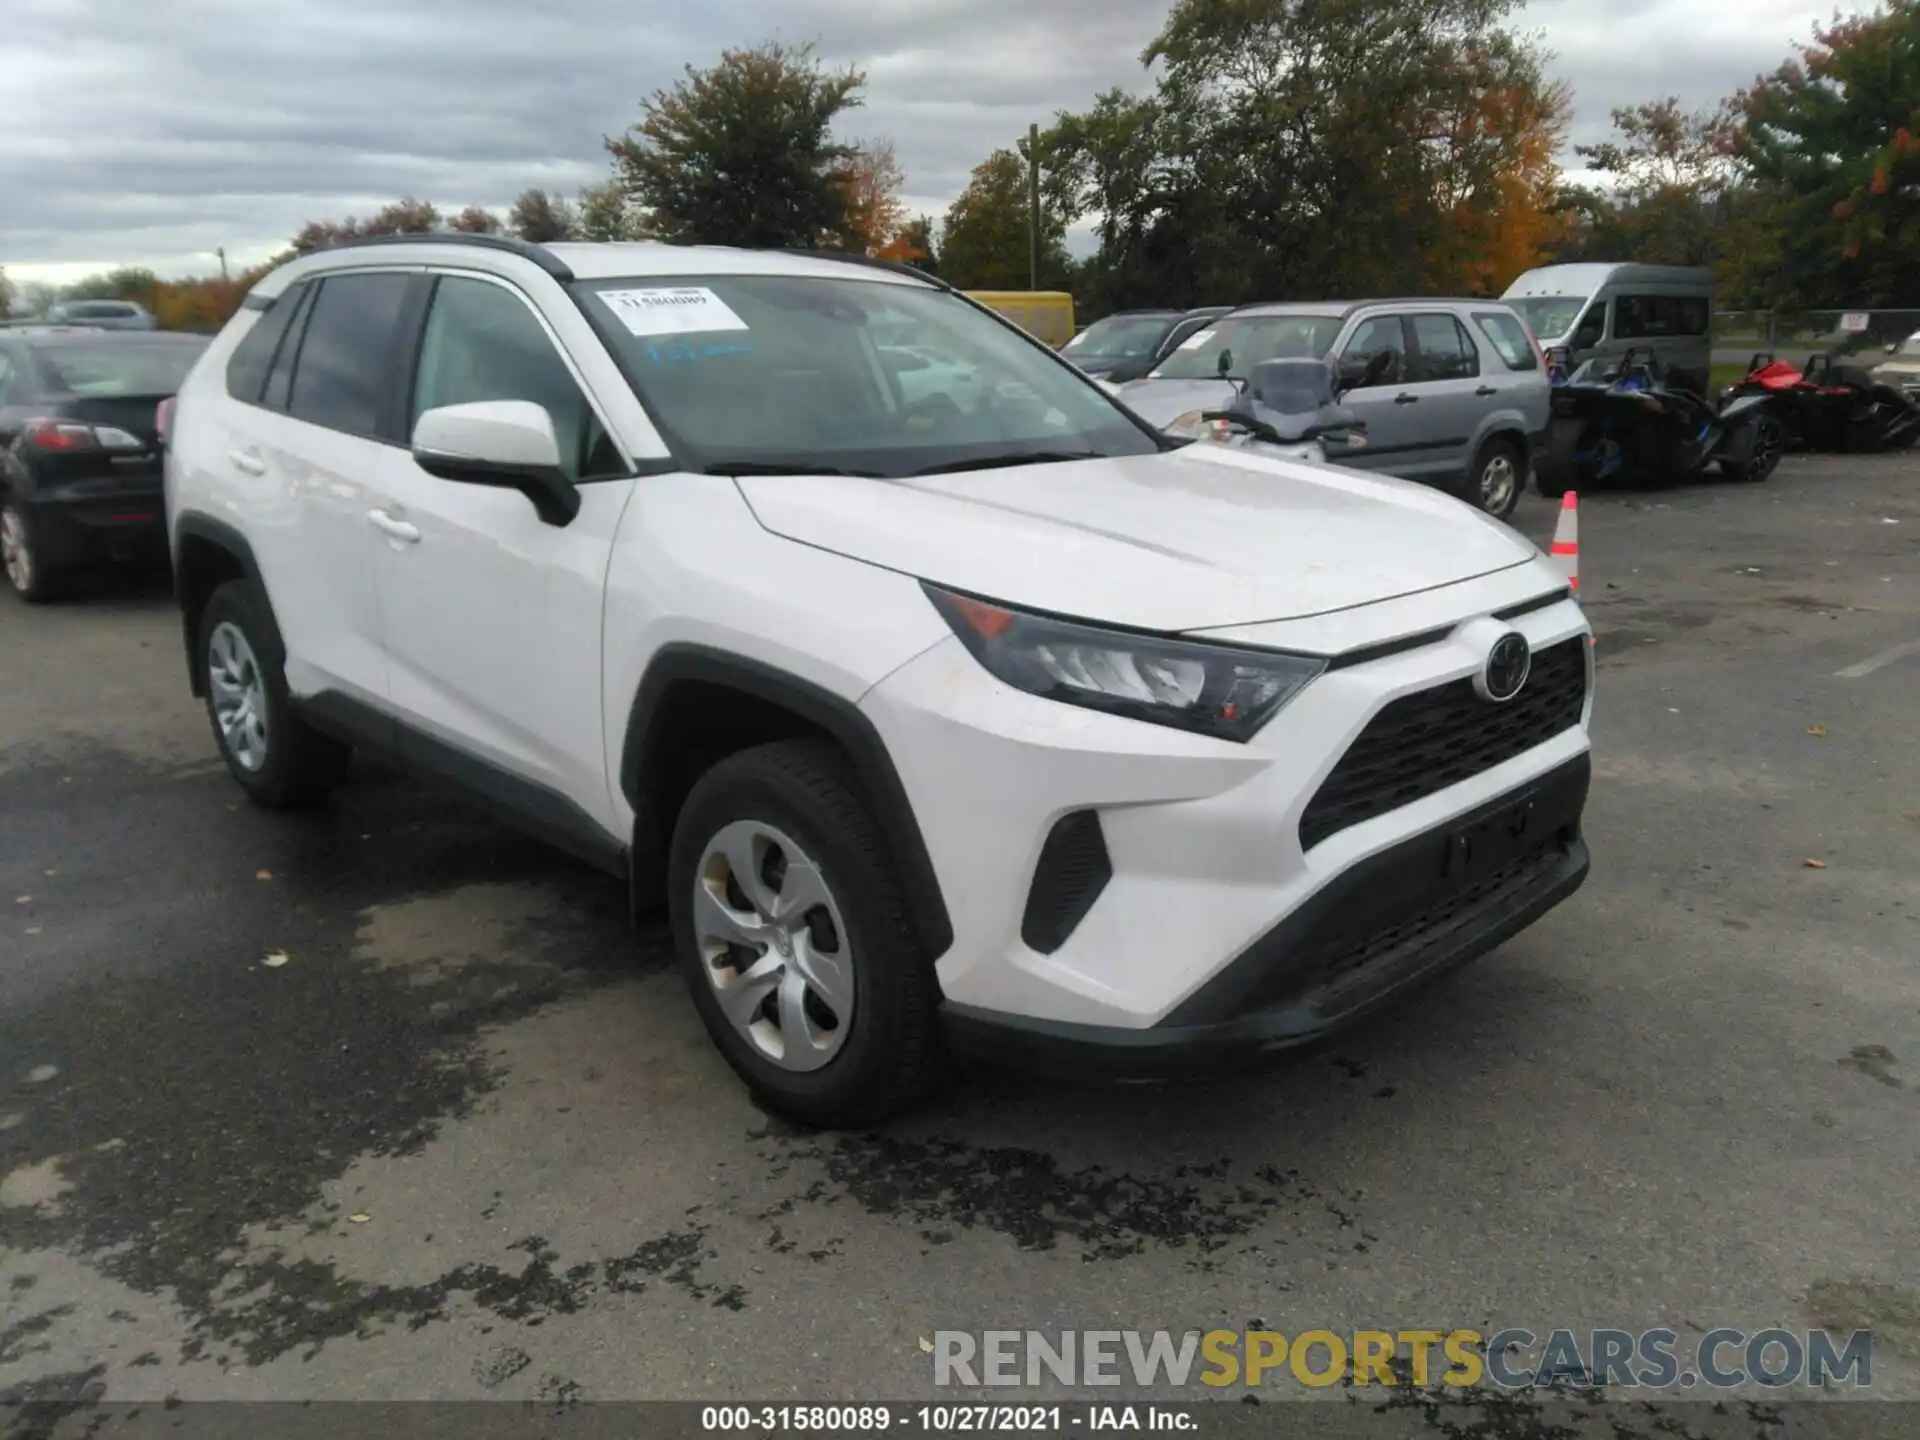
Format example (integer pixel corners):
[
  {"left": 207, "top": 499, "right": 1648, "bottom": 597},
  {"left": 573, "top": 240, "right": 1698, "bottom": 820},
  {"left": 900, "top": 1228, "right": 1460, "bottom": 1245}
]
[
  {"left": 923, "top": 585, "right": 1324, "bottom": 742},
  {"left": 1165, "top": 409, "right": 1232, "bottom": 441}
]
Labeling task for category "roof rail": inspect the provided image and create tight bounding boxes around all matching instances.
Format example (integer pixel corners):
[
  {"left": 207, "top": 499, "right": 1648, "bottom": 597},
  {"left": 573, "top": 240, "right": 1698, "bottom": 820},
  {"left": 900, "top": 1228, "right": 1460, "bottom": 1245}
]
[
  {"left": 313, "top": 231, "right": 575, "bottom": 280},
  {"left": 776, "top": 248, "right": 952, "bottom": 291}
]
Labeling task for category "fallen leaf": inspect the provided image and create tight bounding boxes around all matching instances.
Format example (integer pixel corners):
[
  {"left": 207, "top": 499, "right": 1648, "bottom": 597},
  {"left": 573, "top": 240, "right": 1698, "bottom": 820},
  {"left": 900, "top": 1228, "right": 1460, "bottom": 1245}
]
[
  {"left": 1806, "top": 725, "right": 1828, "bottom": 737},
  {"left": 348, "top": 1213, "right": 371, "bottom": 1225},
  {"left": 12, "top": 896, "right": 30, "bottom": 905},
  {"left": 261, "top": 951, "right": 290, "bottom": 969},
  {"left": 25, "top": 927, "right": 42, "bottom": 936},
  {"left": 1668, "top": 707, "right": 1681, "bottom": 714},
  {"left": 919, "top": 1337, "right": 934, "bottom": 1354},
  {"left": 255, "top": 870, "right": 274, "bottom": 881},
  {"left": 1804, "top": 859, "right": 1828, "bottom": 869}
]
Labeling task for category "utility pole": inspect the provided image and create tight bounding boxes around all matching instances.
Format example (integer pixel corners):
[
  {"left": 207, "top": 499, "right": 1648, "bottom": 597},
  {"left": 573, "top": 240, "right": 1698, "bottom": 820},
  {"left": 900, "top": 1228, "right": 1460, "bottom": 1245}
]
[
  {"left": 216, "top": 247, "right": 230, "bottom": 281},
  {"left": 1027, "top": 122, "right": 1040, "bottom": 292}
]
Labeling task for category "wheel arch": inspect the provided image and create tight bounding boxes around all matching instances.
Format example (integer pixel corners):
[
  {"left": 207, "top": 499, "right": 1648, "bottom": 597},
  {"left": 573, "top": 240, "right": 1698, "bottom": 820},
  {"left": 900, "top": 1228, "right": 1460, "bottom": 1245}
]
[
  {"left": 620, "top": 644, "right": 954, "bottom": 960},
  {"left": 172, "top": 513, "right": 263, "bottom": 697}
]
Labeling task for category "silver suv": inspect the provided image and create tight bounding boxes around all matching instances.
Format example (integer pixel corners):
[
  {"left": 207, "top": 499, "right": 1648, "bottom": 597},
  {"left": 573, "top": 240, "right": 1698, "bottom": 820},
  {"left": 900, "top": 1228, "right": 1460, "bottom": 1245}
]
[{"left": 1116, "top": 299, "right": 1552, "bottom": 519}]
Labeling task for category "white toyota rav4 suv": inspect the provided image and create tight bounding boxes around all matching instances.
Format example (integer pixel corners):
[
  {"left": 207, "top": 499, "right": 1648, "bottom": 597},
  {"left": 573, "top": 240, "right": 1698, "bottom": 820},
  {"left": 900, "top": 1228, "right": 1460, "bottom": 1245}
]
[{"left": 165, "top": 235, "right": 1594, "bottom": 1126}]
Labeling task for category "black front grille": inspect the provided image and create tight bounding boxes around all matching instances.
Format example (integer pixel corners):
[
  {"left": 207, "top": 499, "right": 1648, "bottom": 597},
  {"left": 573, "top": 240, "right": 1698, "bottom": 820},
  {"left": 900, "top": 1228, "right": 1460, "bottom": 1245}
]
[
  {"left": 1020, "top": 811, "right": 1112, "bottom": 955},
  {"left": 1299, "top": 637, "right": 1588, "bottom": 851}
]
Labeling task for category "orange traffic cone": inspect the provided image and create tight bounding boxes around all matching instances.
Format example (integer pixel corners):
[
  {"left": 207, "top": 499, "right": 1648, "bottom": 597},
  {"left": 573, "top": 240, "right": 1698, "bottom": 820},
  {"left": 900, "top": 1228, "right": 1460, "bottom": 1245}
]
[{"left": 1550, "top": 491, "right": 1579, "bottom": 592}]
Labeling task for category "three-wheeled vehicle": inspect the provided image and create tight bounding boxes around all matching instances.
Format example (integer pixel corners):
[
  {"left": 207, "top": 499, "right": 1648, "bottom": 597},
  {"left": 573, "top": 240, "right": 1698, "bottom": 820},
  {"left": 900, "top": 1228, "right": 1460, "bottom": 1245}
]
[
  {"left": 1721, "top": 353, "right": 1920, "bottom": 453},
  {"left": 1541, "top": 348, "right": 1783, "bottom": 494}
]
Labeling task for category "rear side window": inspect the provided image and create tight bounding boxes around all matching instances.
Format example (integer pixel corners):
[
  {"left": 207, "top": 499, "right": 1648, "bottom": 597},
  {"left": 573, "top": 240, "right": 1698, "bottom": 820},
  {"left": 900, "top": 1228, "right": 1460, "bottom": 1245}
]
[
  {"left": 1473, "top": 311, "right": 1539, "bottom": 371},
  {"left": 1615, "top": 294, "right": 1706, "bottom": 339},
  {"left": 1676, "top": 298, "right": 1709, "bottom": 336},
  {"left": 1407, "top": 314, "right": 1480, "bottom": 381},
  {"left": 225, "top": 284, "right": 306, "bottom": 404},
  {"left": 286, "top": 273, "right": 413, "bottom": 437}
]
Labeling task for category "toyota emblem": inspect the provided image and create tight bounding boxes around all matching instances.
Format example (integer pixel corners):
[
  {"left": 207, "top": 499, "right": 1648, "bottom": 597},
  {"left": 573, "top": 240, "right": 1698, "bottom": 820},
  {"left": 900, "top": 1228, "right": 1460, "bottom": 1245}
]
[{"left": 1478, "top": 632, "right": 1532, "bottom": 702}]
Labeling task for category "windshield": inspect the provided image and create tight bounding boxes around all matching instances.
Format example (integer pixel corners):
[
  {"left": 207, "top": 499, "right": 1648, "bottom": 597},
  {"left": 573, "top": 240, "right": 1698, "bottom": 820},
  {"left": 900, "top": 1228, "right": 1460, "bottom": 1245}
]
[
  {"left": 1150, "top": 314, "right": 1343, "bottom": 380},
  {"left": 574, "top": 274, "right": 1163, "bottom": 477},
  {"left": 1063, "top": 314, "right": 1176, "bottom": 358},
  {"left": 1508, "top": 297, "right": 1590, "bottom": 341},
  {"left": 1896, "top": 333, "right": 1920, "bottom": 357},
  {"left": 37, "top": 338, "right": 205, "bottom": 395}
]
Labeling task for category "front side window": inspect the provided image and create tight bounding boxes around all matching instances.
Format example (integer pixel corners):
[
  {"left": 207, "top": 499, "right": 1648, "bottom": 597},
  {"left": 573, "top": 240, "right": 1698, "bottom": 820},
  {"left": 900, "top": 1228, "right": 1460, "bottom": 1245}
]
[
  {"left": 1508, "top": 296, "right": 1590, "bottom": 342},
  {"left": 1151, "top": 314, "right": 1344, "bottom": 380},
  {"left": 412, "top": 276, "right": 622, "bottom": 481},
  {"left": 286, "top": 272, "right": 412, "bottom": 437},
  {"left": 574, "top": 274, "right": 1162, "bottom": 477},
  {"left": 1473, "top": 312, "right": 1539, "bottom": 371},
  {"left": 1341, "top": 315, "right": 1408, "bottom": 386},
  {"left": 1407, "top": 314, "right": 1481, "bottom": 382}
]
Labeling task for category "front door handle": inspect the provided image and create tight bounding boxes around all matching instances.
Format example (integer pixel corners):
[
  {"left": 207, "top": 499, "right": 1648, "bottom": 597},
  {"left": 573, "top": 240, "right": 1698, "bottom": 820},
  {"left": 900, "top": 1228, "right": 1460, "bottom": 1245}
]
[
  {"left": 1394, "top": 393, "right": 1419, "bottom": 405},
  {"left": 228, "top": 448, "right": 267, "bottom": 476},
  {"left": 1476, "top": 385, "right": 1498, "bottom": 397},
  {"left": 367, "top": 508, "right": 421, "bottom": 544}
]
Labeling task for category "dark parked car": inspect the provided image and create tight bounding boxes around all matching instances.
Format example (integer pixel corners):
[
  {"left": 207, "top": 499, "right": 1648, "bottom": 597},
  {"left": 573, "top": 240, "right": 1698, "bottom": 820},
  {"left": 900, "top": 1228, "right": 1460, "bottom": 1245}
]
[
  {"left": 1, "top": 330, "right": 208, "bottom": 600},
  {"left": 1062, "top": 306, "right": 1232, "bottom": 383}
]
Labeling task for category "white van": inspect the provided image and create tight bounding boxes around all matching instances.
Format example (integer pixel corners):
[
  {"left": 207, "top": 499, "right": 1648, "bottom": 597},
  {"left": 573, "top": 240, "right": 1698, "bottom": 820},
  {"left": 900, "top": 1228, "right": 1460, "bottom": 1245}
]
[{"left": 1503, "top": 263, "right": 1712, "bottom": 395}]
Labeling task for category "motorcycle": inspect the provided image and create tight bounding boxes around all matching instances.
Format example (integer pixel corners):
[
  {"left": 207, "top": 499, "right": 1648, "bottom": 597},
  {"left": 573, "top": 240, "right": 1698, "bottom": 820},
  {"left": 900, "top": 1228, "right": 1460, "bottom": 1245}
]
[
  {"left": 1541, "top": 347, "right": 1784, "bottom": 494},
  {"left": 1172, "top": 355, "right": 1378, "bottom": 465},
  {"left": 1721, "top": 352, "right": 1920, "bottom": 453}
]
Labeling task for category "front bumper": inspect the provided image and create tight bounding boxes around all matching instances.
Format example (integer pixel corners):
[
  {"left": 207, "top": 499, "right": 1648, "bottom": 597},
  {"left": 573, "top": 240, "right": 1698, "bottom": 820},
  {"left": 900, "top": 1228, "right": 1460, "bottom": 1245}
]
[
  {"left": 859, "top": 565, "right": 1593, "bottom": 1041},
  {"left": 942, "top": 754, "right": 1589, "bottom": 1077}
]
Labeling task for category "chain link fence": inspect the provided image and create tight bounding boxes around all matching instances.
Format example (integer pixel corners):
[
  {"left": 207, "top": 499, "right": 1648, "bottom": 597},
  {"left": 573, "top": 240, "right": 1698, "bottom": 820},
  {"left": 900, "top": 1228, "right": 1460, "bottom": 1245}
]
[{"left": 1713, "top": 309, "right": 1920, "bottom": 360}]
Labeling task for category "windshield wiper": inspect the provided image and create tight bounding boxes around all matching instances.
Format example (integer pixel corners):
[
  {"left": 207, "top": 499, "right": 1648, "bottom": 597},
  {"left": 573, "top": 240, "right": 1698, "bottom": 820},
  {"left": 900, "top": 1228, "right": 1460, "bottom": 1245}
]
[
  {"left": 908, "top": 449, "right": 1105, "bottom": 477},
  {"left": 703, "top": 461, "right": 886, "bottom": 478}
]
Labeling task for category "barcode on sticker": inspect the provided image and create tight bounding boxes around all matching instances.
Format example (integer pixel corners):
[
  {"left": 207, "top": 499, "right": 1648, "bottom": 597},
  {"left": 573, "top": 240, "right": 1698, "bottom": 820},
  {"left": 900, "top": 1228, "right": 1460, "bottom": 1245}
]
[{"left": 598, "top": 287, "right": 749, "bottom": 337}]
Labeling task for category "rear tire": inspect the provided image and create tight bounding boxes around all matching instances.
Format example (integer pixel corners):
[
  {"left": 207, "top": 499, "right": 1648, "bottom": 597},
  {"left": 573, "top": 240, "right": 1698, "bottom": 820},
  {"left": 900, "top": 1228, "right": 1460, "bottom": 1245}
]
[
  {"left": 1465, "top": 437, "right": 1524, "bottom": 519},
  {"left": 199, "top": 579, "right": 351, "bottom": 808},
  {"left": 2, "top": 504, "right": 61, "bottom": 604},
  {"left": 668, "top": 739, "right": 941, "bottom": 1128}
]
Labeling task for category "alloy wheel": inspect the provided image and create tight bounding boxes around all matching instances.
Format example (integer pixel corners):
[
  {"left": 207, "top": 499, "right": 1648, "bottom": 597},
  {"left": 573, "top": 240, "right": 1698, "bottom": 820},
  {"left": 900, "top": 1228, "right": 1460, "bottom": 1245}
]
[
  {"left": 1479, "top": 453, "right": 1518, "bottom": 513},
  {"left": 208, "top": 621, "right": 270, "bottom": 772},
  {"left": 1, "top": 509, "right": 32, "bottom": 594},
  {"left": 693, "top": 819, "right": 855, "bottom": 1072}
]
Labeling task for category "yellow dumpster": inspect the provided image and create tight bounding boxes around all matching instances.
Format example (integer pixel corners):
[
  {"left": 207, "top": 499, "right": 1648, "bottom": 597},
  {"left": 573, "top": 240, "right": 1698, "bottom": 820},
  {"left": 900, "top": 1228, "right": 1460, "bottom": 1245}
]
[{"left": 965, "top": 291, "right": 1076, "bottom": 349}]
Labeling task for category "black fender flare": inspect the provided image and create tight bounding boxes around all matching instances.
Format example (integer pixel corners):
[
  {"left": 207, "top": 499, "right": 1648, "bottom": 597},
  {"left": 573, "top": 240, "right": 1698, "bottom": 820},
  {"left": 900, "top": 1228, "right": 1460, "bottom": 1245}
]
[
  {"left": 619, "top": 643, "right": 955, "bottom": 960},
  {"left": 171, "top": 512, "right": 265, "bottom": 695}
]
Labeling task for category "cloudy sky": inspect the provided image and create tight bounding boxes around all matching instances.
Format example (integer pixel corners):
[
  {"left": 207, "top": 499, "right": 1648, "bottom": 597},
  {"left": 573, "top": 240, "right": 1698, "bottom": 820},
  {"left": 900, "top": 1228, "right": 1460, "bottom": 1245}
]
[{"left": 0, "top": 0, "right": 1865, "bottom": 286}]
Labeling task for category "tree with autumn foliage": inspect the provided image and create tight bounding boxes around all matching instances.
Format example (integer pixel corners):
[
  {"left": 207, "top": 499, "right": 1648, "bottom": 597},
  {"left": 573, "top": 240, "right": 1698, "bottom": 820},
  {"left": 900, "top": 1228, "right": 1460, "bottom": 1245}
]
[
  {"left": 1726, "top": 0, "right": 1920, "bottom": 307},
  {"left": 839, "top": 140, "right": 908, "bottom": 256},
  {"left": 1550, "top": 99, "right": 1737, "bottom": 268}
]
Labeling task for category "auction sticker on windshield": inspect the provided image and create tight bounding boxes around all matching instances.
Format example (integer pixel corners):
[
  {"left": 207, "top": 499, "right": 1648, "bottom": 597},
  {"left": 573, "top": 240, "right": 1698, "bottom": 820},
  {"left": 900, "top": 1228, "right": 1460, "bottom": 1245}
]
[
  {"left": 599, "top": 287, "right": 750, "bottom": 337},
  {"left": 1177, "top": 329, "right": 1216, "bottom": 351}
]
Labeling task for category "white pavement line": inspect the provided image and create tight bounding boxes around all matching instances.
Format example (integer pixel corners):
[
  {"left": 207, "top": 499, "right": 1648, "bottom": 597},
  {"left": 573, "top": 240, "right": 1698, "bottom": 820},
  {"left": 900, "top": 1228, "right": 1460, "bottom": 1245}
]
[{"left": 1833, "top": 638, "right": 1920, "bottom": 679}]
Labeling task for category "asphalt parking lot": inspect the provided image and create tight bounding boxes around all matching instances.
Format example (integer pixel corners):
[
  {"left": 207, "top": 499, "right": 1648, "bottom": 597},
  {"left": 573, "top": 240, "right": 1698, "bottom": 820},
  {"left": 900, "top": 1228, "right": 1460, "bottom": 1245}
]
[{"left": 2, "top": 457, "right": 1916, "bottom": 1433}]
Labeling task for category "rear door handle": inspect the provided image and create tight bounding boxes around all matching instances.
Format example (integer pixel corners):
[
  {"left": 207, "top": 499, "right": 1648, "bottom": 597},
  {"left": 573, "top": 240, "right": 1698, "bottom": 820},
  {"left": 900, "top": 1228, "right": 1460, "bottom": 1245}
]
[
  {"left": 367, "top": 508, "right": 421, "bottom": 544},
  {"left": 1394, "top": 393, "right": 1419, "bottom": 405},
  {"left": 228, "top": 448, "right": 266, "bottom": 476},
  {"left": 1476, "top": 385, "right": 1498, "bottom": 397}
]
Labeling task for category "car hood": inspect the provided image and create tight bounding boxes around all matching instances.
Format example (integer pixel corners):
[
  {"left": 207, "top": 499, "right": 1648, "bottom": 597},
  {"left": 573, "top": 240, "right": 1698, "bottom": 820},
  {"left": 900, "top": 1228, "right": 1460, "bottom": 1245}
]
[
  {"left": 735, "top": 446, "right": 1536, "bottom": 632},
  {"left": 1113, "top": 377, "right": 1237, "bottom": 427}
]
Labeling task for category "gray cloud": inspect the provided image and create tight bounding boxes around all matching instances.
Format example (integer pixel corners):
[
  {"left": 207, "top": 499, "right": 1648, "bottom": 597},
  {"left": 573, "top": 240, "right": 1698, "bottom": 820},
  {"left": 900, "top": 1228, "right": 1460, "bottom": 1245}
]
[{"left": 0, "top": 0, "right": 1849, "bottom": 279}]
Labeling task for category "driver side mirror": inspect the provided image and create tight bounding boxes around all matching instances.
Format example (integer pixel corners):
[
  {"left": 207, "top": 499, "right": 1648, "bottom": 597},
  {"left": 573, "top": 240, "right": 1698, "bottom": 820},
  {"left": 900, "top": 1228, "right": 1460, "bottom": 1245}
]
[
  {"left": 1216, "top": 348, "right": 1234, "bottom": 379},
  {"left": 1886, "top": 342, "right": 1899, "bottom": 355},
  {"left": 411, "top": 400, "right": 580, "bottom": 528}
]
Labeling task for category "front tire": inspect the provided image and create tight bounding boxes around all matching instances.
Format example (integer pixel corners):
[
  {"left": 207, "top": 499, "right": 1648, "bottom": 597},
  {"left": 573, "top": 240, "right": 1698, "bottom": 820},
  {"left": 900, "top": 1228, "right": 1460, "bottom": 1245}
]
[
  {"left": 1722, "top": 413, "right": 1784, "bottom": 483},
  {"left": 199, "top": 579, "right": 351, "bottom": 807},
  {"left": 1465, "top": 438, "right": 1524, "bottom": 518},
  {"left": 668, "top": 739, "right": 940, "bottom": 1128},
  {"left": 2, "top": 504, "right": 60, "bottom": 603}
]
